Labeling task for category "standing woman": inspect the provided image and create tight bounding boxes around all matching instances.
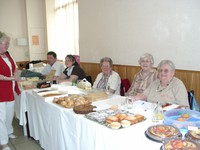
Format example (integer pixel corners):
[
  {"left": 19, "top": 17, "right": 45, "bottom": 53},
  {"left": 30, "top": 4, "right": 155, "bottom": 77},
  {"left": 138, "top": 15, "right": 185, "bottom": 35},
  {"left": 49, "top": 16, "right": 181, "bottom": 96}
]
[
  {"left": 127, "top": 53, "right": 158, "bottom": 96},
  {"left": 56, "top": 54, "right": 86, "bottom": 83},
  {"left": 0, "top": 31, "right": 21, "bottom": 150}
]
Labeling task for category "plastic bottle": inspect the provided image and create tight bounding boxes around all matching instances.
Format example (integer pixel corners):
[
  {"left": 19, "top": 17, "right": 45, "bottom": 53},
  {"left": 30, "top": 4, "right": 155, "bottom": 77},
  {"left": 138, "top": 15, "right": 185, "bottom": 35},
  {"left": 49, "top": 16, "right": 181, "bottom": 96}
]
[
  {"left": 72, "top": 80, "right": 77, "bottom": 86},
  {"left": 152, "top": 102, "right": 164, "bottom": 122}
]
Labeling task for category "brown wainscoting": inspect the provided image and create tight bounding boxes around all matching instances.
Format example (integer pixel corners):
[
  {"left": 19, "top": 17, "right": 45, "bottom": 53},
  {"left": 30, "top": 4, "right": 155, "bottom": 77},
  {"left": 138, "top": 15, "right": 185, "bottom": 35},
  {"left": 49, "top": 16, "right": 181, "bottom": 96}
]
[{"left": 80, "top": 62, "right": 200, "bottom": 105}]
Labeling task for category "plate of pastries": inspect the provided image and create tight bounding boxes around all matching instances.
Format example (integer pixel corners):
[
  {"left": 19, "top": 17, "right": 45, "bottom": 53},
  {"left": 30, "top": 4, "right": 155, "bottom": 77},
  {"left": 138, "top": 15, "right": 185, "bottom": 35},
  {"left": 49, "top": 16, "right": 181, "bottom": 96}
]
[
  {"left": 161, "top": 138, "right": 199, "bottom": 150},
  {"left": 85, "top": 107, "right": 145, "bottom": 129},
  {"left": 145, "top": 124, "right": 181, "bottom": 143}
]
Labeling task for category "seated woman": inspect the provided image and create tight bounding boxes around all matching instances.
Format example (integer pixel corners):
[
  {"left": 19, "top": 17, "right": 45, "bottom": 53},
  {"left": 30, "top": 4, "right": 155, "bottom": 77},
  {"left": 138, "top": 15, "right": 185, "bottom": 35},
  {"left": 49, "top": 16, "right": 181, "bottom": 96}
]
[
  {"left": 127, "top": 53, "right": 158, "bottom": 96},
  {"left": 56, "top": 55, "right": 86, "bottom": 83},
  {"left": 134, "top": 60, "right": 189, "bottom": 107},
  {"left": 93, "top": 57, "right": 121, "bottom": 95}
]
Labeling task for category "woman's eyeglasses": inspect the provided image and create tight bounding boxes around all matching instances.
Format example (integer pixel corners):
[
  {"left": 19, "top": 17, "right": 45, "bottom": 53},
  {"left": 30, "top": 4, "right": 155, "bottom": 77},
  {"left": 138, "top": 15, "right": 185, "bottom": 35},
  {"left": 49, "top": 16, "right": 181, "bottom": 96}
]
[{"left": 158, "top": 69, "right": 171, "bottom": 74}]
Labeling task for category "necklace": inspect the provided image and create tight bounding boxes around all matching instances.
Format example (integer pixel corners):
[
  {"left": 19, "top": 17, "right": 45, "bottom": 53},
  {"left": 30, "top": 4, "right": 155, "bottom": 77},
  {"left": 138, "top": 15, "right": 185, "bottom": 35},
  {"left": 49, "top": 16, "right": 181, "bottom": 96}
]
[{"left": 156, "top": 83, "right": 169, "bottom": 92}]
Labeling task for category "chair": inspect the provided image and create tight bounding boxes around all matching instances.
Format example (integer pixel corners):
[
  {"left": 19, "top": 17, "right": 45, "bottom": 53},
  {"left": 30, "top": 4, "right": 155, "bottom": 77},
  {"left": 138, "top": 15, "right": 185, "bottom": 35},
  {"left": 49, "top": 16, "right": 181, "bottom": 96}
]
[
  {"left": 188, "top": 90, "right": 199, "bottom": 111},
  {"left": 188, "top": 90, "right": 194, "bottom": 109},
  {"left": 120, "top": 79, "right": 131, "bottom": 96},
  {"left": 85, "top": 75, "right": 93, "bottom": 86}
]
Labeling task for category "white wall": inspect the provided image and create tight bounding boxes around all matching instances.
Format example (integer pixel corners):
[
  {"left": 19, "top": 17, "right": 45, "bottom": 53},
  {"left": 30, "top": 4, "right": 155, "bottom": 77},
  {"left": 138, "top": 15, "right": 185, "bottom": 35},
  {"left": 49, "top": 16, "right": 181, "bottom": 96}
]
[
  {"left": 79, "top": 0, "right": 200, "bottom": 71},
  {"left": 0, "top": 0, "right": 29, "bottom": 61},
  {"left": 1, "top": 0, "right": 200, "bottom": 71},
  {"left": 0, "top": 0, "right": 47, "bottom": 61},
  {"left": 26, "top": 0, "right": 47, "bottom": 60}
]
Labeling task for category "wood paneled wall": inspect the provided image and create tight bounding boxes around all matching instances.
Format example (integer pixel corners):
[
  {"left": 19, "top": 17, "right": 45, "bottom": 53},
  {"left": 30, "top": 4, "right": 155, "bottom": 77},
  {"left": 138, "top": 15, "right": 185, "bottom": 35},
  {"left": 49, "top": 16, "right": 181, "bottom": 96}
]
[{"left": 80, "top": 62, "right": 200, "bottom": 105}]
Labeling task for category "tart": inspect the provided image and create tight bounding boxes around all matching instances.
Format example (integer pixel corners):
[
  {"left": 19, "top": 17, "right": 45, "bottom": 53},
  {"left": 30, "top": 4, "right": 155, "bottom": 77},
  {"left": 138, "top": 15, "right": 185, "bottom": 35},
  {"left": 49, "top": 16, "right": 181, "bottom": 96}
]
[
  {"left": 188, "top": 129, "right": 200, "bottom": 141},
  {"left": 163, "top": 139, "right": 198, "bottom": 150},
  {"left": 147, "top": 124, "right": 181, "bottom": 140}
]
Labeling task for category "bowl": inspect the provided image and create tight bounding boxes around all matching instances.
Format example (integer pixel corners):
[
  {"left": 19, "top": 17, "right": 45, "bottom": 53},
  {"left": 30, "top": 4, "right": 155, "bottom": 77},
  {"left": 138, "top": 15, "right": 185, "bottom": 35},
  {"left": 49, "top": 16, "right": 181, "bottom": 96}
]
[{"left": 163, "top": 109, "right": 200, "bottom": 129}]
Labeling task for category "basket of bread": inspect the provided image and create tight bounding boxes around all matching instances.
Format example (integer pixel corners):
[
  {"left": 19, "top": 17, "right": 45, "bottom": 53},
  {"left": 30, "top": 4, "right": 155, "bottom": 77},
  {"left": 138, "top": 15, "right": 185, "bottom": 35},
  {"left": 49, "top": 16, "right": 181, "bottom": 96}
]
[{"left": 53, "top": 94, "right": 92, "bottom": 108}]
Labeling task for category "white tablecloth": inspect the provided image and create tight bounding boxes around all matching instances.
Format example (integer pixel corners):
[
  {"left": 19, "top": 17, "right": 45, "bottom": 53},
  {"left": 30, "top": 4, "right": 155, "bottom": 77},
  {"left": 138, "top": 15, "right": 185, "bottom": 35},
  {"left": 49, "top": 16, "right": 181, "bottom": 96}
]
[{"left": 15, "top": 86, "right": 162, "bottom": 150}]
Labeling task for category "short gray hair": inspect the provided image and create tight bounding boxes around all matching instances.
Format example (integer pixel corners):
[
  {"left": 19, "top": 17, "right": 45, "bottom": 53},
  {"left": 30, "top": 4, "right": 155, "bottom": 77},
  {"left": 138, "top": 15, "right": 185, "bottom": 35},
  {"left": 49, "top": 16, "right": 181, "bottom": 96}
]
[
  {"left": 0, "top": 31, "right": 10, "bottom": 44},
  {"left": 138, "top": 53, "right": 154, "bottom": 65},
  {"left": 100, "top": 57, "right": 113, "bottom": 67},
  {"left": 157, "top": 60, "right": 176, "bottom": 71}
]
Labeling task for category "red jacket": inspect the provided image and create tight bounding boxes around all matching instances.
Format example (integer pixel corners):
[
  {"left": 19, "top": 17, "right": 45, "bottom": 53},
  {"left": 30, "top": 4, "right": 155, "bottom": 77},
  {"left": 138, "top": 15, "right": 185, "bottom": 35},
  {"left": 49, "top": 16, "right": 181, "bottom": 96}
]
[{"left": 0, "top": 52, "right": 21, "bottom": 102}]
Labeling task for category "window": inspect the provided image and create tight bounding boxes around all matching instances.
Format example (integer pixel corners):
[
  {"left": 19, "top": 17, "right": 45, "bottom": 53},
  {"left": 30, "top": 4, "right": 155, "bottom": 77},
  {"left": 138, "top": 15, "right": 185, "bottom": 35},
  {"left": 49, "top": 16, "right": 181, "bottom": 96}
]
[{"left": 55, "top": 0, "right": 79, "bottom": 60}]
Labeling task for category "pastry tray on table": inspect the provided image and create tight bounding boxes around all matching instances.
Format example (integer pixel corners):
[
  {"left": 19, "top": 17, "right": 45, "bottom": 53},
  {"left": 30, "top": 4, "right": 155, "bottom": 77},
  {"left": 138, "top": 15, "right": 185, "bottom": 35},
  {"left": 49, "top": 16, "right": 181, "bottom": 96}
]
[{"left": 85, "top": 108, "right": 146, "bottom": 129}]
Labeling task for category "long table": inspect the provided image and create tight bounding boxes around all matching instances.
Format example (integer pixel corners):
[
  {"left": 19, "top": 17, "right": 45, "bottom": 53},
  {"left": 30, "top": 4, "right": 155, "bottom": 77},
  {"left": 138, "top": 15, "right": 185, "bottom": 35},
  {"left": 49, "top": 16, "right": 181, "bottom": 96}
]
[{"left": 15, "top": 85, "right": 162, "bottom": 150}]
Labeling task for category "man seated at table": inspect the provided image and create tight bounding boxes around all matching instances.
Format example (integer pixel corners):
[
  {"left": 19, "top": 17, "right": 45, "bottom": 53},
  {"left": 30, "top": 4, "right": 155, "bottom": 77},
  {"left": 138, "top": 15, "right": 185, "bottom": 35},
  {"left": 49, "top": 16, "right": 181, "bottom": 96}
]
[
  {"left": 134, "top": 60, "right": 189, "bottom": 108},
  {"left": 93, "top": 57, "right": 121, "bottom": 95},
  {"left": 41, "top": 51, "right": 65, "bottom": 80}
]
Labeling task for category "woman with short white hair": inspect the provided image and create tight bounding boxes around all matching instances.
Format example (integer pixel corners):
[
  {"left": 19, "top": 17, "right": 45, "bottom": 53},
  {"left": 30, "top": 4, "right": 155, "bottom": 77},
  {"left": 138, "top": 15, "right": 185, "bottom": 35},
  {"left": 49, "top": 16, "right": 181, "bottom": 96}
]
[
  {"left": 127, "top": 53, "right": 158, "bottom": 96},
  {"left": 93, "top": 57, "right": 121, "bottom": 95},
  {"left": 0, "top": 31, "right": 21, "bottom": 150}
]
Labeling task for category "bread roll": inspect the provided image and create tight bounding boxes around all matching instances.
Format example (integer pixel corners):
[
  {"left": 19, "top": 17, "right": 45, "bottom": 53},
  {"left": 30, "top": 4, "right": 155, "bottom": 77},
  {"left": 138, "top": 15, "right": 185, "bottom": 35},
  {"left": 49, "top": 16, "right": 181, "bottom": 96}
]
[
  {"left": 105, "top": 116, "right": 119, "bottom": 124},
  {"left": 125, "top": 116, "right": 138, "bottom": 124},
  {"left": 110, "top": 122, "right": 121, "bottom": 129},
  {"left": 134, "top": 114, "right": 145, "bottom": 122},
  {"left": 121, "top": 120, "right": 131, "bottom": 127}
]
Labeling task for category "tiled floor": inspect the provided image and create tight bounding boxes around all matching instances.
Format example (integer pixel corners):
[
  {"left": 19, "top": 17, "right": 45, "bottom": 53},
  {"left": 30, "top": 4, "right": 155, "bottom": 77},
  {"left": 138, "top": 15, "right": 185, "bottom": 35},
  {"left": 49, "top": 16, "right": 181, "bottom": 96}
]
[{"left": 0, "top": 118, "right": 43, "bottom": 150}]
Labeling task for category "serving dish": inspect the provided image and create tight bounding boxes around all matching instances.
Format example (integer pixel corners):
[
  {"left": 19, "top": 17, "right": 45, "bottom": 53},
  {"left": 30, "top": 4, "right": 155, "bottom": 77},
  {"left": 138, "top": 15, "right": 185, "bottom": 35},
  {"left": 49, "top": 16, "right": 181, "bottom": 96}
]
[
  {"left": 185, "top": 129, "right": 200, "bottom": 144},
  {"left": 145, "top": 124, "right": 181, "bottom": 143},
  {"left": 163, "top": 109, "right": 200, "bottom": 129},
  {"left": 161, "top": 138, "right": 199, "bottom": 150},
  {"left": 85, "top": 109, "right": 145, "bottom": 129},
  {"left": 32, "top": 89, "right": 68, "bottom": 102}
]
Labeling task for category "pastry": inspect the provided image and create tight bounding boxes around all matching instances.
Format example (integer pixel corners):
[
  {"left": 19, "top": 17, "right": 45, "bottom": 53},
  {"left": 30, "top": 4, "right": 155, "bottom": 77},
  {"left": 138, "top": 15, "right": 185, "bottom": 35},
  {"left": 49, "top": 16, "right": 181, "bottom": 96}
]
[
  {"left": 148, "top": 125, "right": 180, "bottom": 138},
  {"left": 188, "top": 129, "right": 200, "bottom": 140},
  {"left": 105, "top": 116, "right": 119, "bottom": 124},
  {"left": 163, "top": 139, "right": 198, "bottom": 150},
  {"left": 135, "top": 114, "right": 145, "bottom": 121},
  {"left": 125, "top": 116, "right": 138, "bottom": 124},
  {"left": 110, "top": 122, "right": 121, "bottom": 129},
  {"left": 121, "top": 120, "right": 131, "bottom": 128}
]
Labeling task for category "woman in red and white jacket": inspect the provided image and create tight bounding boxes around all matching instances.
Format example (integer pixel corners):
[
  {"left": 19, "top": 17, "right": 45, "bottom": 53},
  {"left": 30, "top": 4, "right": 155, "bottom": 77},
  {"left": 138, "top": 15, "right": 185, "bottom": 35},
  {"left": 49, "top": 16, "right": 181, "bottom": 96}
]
[{"left": 0, "top": 31, "right": 21, "bottom": 150}]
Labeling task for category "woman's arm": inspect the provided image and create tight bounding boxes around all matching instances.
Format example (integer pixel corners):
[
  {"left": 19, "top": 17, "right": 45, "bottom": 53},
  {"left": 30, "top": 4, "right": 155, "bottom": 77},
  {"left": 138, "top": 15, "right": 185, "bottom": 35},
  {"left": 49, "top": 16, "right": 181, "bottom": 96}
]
[
  {"left": 56, "top": 73, "right": 67, "bottom": 83},
  {"left": 134, "top": 93, "right": 147, "bottom": 101}
]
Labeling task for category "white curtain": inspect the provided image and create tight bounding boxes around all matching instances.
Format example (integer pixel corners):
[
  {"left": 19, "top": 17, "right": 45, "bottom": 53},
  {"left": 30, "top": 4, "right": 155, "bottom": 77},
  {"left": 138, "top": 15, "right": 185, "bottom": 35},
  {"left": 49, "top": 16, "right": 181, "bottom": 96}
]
[{"left": 55, "top": 0, "right": 79, "bottom": 60}]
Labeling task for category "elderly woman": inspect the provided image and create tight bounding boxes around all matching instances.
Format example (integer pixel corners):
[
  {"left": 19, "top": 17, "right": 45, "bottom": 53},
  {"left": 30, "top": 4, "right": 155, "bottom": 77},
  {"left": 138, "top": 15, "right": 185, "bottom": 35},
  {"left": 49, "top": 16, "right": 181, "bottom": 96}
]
[
  {"left": 56, "top": 55, "right": 86, "bottom": 83},
  {"left": 0, "top": 31, "right": 21, "bottom": 150},
  {"left": 93, "top": 57, "right": 121, "bottom": 95},
  {"left": 127, "top": 53, "right": 158, "bottom": 96},
  {"left": 134, "top": 60, "right": 189, "bottom": 107}
]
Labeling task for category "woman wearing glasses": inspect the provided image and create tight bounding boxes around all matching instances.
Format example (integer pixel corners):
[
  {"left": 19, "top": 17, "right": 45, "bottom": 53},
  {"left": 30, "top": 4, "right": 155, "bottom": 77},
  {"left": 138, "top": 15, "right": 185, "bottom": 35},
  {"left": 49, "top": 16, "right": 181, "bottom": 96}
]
[
  {"left": 0, "top": 31, "right": 20, "bottom": 150},
  {"left": 127, "top": 53, "right": 158, "bottom": 96},
  {"left": 56, "top": 55, "right": 86, "bottom": 83},
  {"left": 134, "top": 60, "right": 189, "bottom": 107}
]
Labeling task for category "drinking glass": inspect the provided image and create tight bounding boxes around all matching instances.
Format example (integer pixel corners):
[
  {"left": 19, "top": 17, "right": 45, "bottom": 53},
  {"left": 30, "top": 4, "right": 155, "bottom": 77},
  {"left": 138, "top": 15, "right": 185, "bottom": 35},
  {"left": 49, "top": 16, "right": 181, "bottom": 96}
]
[{"left": 126, "top": 96, "right": 133, "bottom": 109}]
